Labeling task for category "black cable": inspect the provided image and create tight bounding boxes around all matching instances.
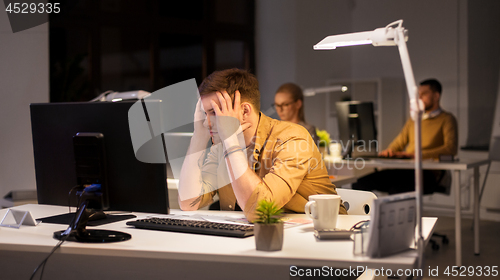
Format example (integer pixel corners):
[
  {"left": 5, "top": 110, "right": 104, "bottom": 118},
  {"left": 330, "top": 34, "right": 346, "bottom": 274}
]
[
  {"left": 30, "top": 187, "right": 87, "bottom": 280},
  {"left": 67, "top": 186, "right": 80, "bottom": 214},
  {"left": 30, "top": 236, "right": 67, "bottom": 280}
]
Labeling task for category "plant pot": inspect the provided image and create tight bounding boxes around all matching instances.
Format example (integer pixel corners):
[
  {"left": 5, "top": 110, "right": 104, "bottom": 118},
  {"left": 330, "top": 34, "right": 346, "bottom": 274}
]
[{"left": 254, "top": 222, "right": 284, "bottom": 251}]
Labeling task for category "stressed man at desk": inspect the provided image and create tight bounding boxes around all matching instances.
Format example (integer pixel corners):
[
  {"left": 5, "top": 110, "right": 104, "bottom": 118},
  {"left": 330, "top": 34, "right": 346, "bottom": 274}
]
[
  {"left": 178, "top": 69, "right": 346, "bottom": 221},
  {"left": 353, "top": 79, "right": 458, "bottom": 194}
]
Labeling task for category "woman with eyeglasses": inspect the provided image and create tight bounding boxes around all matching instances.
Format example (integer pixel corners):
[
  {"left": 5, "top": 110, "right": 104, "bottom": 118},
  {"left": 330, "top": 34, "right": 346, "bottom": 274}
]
[{"left": 274, "top": 83, "right": 320, "bottom": 144}]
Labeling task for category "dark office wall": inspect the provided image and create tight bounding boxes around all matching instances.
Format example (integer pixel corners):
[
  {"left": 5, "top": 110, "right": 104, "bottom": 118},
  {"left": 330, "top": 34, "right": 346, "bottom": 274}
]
[
  {"left": 257, "top": 0, "right": 500, "bottom": 151},
  {"left": 466, "top": 1, "right": 500, "bottom": 149},
  {"left": 256, "top": 0, "right": 354, "bottom": 128},
  {"left": 49, "top": 0, "right": 256, "bottom": 102},
  {"left": 256, "top": 0, "right": 467, "bottom": 141},
  {"left": 255, "top": 0, "right": 298, "bottom": 115}
]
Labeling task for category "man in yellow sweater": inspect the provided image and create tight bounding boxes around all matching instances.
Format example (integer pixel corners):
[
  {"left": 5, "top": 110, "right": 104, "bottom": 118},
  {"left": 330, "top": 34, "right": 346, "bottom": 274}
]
[{"left": 353, "top": 79, "right": 458, "bottom": 194}]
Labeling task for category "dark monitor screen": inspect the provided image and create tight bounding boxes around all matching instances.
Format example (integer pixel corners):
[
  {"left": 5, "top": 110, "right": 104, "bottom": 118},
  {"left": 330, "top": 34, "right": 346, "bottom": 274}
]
[
  {"left": 30, "top": 101, "right": 169, "bottom": 214},
  {"left": 336, "top": 101, "right": 378, "bottom": 157}
]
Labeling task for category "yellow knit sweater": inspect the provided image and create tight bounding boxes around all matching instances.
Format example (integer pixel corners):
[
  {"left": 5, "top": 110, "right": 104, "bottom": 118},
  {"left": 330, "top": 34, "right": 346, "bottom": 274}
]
[{"left": 387, "top": 111, "right": 458, "bottom": 159}]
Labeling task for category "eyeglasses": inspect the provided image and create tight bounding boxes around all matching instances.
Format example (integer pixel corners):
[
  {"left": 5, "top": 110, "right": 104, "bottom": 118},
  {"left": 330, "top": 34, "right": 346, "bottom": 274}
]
[{"left": 272, "top": 101, "right": 296, "bottom": 110}]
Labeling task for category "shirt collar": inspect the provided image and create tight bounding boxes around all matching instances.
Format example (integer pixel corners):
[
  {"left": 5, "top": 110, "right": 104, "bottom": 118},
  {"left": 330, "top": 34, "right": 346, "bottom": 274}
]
[
  {"left": 422, "top": 108, "right": 442, "bottom": 120},
  {"left": 252, "top": 112, "right": 273, "bottom": 157}
]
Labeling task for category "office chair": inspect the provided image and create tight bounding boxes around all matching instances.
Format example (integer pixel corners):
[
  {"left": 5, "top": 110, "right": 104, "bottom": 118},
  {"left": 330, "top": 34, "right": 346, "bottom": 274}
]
[
  {"left": 478, "top": 136, "right": 500, "bottom": 214},
  {"left": 335, "top": 189, "right": 377, "bottom": 280},
  {"left": 336, "top": 188, "right": 377, "bottom": 215}
]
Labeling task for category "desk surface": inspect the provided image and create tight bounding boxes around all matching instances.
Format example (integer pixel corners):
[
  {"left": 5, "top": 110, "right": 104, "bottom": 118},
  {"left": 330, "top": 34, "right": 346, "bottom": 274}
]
[
  {"left": 0, "top": 204, "right": 437, "bottom": 272},
  {"left": 325, "top": 157, "right": 490, "bottom": 171},
  {"left": 329, "top": 175, "right": 358, "bottom": 186}
]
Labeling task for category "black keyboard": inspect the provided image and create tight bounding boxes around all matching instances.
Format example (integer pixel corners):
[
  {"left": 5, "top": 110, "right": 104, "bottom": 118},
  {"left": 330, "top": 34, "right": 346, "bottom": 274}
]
[{"left": 126, "top": 217, "right": 254, "bottom": 238}]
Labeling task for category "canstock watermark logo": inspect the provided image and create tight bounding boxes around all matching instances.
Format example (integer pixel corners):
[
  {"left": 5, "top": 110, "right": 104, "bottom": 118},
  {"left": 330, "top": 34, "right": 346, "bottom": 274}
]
[{"left": 3, "top": 1, "right": 66, "bottom": 33}]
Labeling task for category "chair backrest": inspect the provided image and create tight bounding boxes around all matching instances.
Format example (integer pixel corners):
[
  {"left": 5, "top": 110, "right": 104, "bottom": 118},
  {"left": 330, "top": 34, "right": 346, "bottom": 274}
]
[
  {"left": 489, "top": 136, "right": 500, "bottom": 161},
  {"left": 336, "top": 188, "right": 377, "bottom": 215},
  {"left": 489, "top": 70, "right": 500, "bottom": 161}
]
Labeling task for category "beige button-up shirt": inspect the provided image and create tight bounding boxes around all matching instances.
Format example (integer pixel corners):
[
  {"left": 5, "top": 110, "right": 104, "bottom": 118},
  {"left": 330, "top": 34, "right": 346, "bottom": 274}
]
[{"left": 197, "top": 113, "right": 347, "bottom": 221}]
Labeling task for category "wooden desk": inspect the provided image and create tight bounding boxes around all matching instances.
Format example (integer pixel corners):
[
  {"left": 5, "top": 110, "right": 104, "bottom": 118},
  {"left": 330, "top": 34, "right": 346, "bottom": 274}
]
[
  {"left": 325, "top": 157, "right": 490, "bottom": 267},
  {"left": 0, "top": 204, "right": 437, "bottom": 280}
]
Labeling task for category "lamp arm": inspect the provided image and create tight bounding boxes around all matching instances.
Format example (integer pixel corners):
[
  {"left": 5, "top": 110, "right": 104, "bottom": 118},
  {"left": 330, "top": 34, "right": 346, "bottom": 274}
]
[
  {"left": 303, "top": 85, "right": 345, "bottom": 97},
  {"left": 395, "top": 26, "right": 424, "bottom": 273},
  {"left": 395, "top": 28, "right": 418, "bottom": 110}
]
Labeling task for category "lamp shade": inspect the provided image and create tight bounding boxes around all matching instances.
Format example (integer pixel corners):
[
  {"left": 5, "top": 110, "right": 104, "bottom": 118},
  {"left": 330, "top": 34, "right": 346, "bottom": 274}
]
[{"left": 313, "top": 26, "right": 408, "bottom": 50}]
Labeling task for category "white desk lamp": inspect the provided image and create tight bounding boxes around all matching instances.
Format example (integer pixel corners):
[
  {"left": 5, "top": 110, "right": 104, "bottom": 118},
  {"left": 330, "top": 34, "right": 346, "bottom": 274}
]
[
  {"left": 90, "top": 90, "right": 151, "bottom": 102},
  {"left": 314, "top": 19, "right": 425, "bottom": 270},
  {"left": 303, "top": 85, "right": 348, "bottom": 97}
]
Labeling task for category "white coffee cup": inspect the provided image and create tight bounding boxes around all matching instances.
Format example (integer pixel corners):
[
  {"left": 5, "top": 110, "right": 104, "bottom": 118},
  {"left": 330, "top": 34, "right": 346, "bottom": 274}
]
[{"left": 305, "top": 194, "right": 341, "bottom": 230}]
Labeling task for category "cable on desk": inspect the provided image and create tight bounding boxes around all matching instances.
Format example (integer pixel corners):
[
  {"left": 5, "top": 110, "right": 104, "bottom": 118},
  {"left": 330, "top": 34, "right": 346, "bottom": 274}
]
[
  {"left": 30, "top": 188, "right": 88, "bottom": 280},
  {"left": 30, "top": 236, "right": 67, "bottom": 280},
  {"left": 67, "top": 186, "right": 80, "bottom": 214}
]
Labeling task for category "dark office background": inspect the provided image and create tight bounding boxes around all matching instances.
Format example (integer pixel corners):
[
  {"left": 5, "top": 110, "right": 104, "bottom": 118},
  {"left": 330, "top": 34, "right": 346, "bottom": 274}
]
[{"left": 49, "top": 0, "right": 255, "bottom": 102}]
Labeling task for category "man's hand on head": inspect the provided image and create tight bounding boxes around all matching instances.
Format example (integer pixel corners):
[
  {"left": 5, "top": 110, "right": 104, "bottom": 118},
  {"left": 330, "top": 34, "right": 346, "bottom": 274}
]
[
  {"left": 210, "top": 90, "right": 251, "bottom": 147},
  {"left": 193, "top": 97, "right": 211, "bottom": 141}
]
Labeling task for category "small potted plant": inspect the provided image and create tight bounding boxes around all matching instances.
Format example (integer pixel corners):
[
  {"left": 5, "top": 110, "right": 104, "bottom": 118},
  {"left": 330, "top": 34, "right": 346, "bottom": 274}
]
[
  {"left": 254, "top": 200, "right": 284, "bottom": 251},
  {"left": 316, "top": 129, "right": 331, "bottom": 157}
]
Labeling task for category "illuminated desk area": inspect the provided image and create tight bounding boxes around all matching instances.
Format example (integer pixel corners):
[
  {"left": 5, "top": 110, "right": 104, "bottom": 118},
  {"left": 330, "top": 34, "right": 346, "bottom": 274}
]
[
  {"left": 0, "top": 204, "right": 437, "bottom": 280},
  {"left": 325, "top": 157, "right": 490, "bottom": 267},
  {"left": 167, "top": 176, "right": 358, "bottom": 210}
]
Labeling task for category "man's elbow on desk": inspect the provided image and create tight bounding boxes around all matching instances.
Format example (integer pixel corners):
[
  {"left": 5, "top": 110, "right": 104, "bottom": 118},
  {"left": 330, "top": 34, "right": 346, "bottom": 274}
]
[{"left": 178, "top": 196, "right": 201, "bottom": 211}]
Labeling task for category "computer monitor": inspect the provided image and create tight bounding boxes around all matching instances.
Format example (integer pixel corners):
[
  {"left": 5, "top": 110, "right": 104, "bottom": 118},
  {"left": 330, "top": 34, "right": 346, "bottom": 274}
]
[
  {"left": 335, "top": 101, "right": 378, "bottom": 158},
  {"left": 30, "top": 101, "right": 169, "bottom": 215}
]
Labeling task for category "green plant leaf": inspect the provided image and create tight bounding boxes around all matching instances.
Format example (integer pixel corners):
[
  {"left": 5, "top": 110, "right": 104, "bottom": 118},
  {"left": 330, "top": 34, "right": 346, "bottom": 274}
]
[
  {"left": 254, "top": 200, "right": 283, "bottom": 224},
  {"left": 316, "top": 129, "right": 331, "bottom": 147}
]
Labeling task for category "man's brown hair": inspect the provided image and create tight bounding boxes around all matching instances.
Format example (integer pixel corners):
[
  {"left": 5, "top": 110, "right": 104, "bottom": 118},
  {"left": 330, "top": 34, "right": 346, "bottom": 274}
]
[{"left": 198, "top": 68, "right": 260, "bottom": 112}]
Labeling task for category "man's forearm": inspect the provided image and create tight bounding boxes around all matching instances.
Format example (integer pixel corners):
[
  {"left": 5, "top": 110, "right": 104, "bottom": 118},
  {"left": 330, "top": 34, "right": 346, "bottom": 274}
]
[
  {"left": 387, "top": 121, "right": 411, "bottom": 152},
  {"left": 220, "top": 124, "right": 261, "bottom": 212},
  {"left": 178, "top": 195, "right": 202, "bottom": 211},
  {"left": 226, "top": 160, "right": 262, "bottom": 211},
  {"left": 178, "top": 132, "right": 209, "bottom": 210},
  {"left": 387, "top": 138, "right": 406, "bottom": 152},
  {"left": 422, "top": 145, "right": 457, "bottom": 159}
]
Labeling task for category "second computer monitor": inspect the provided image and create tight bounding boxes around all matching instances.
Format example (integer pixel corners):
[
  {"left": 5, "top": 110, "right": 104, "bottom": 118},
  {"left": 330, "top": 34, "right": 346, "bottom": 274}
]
[{"left": 336, "top": 101, "right": 378, "bottom": 158}]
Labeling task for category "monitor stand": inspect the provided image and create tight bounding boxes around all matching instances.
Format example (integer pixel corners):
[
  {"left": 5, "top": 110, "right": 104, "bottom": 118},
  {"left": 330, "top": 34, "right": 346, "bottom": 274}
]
[{"left": 53, "top": 200, "right": 131, "bottom": 243}]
